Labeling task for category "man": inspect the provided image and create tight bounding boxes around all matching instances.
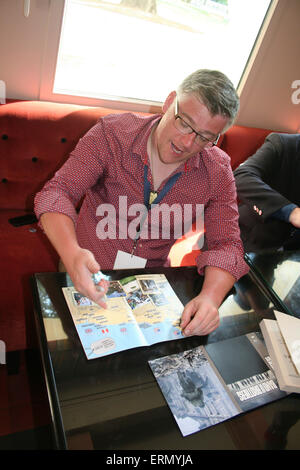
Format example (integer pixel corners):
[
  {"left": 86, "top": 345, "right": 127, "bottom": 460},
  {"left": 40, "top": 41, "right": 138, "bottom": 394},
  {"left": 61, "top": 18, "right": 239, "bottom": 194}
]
[
  {"left": 34, "top": 69, "right": 248, "bottom": 336},
  {"left": 234, "top": 133, "right": 300, "bottom": 252}
]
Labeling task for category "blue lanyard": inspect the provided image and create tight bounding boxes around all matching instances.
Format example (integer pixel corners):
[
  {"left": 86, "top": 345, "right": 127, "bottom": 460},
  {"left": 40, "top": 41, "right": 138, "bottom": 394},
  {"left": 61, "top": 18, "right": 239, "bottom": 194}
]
[
  {"left": 143, "top": 165, "right": 182, "bottom": 208},
  {"left": 131, "top": 165, "right": 182, "bottom": 255}
]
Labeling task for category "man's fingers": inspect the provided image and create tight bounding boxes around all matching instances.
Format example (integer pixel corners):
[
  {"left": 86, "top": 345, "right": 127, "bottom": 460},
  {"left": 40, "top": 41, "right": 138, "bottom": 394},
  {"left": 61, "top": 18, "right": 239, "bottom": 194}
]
[
  {"left": 98, "top": 279, "right": 109, "bottom": 293},
  {"left": 180, "top": 302, "right": 194, "bottom": 330},
  {"left": 86, "top": 257, "right": 100, "bottom": 274},
  {"left": 181, "top": 298, "right": 219, "bottom": 336},
  {"left": 93, "top": 294, "right": 107, "bottom": 309},
  {"left": 82, "top": 285, "right": 108, "bottom": 309},
  {"left": 75, "top": 276, "right": 108, "bottom": 309},
  {"left": 188, "top": 315, "right": 220, "bottom": 336}
]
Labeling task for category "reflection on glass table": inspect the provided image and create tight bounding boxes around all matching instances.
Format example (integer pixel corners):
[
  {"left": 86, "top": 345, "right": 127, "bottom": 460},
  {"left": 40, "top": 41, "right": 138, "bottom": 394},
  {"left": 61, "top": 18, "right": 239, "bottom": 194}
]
[
  {"left": 32, "top": 266, "right": 300, "bottom": 451},
  {"left": 245, "top": 250, "right": 300, "bottom": 318}
]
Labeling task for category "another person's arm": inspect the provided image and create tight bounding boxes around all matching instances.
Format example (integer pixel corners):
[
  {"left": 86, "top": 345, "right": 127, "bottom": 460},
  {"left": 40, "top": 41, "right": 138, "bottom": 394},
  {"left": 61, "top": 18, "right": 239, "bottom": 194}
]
[
  {"left": 272, "top": 204, "right": 300, "bottom": 228},
  {"left": 234, "top": 134, "right": 294, "bottom": 221},
  {"left": 288, "top": 207, "right": 300, "bottom": 227}
]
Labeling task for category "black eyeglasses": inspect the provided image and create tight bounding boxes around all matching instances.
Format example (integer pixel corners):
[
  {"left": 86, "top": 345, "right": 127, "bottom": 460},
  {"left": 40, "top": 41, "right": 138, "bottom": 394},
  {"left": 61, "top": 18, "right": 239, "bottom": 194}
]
[{"left": 174, "top": 95, "right": 219, "bottom": 147}]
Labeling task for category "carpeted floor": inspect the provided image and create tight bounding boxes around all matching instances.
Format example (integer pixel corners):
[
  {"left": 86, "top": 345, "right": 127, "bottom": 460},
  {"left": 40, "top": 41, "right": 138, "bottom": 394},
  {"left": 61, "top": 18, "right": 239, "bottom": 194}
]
[{"left": 0, "top": 349, "right": 54, "bottom": 449}]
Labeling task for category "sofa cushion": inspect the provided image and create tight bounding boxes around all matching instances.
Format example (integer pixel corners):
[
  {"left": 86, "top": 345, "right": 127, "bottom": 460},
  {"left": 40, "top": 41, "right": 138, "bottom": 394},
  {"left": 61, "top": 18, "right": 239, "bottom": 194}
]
[
  {"left": 0, "top": 101, "right": 129, "bottom": 211},
  {"left": 220, "top": 125, "right": 272, "bottom": 170}
]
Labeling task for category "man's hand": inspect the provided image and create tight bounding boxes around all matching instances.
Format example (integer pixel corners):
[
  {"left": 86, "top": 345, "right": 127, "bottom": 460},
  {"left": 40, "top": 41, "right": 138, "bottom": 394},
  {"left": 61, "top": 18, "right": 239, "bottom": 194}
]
[
  {"left": 64, "top": 248, "right": 109, "bottom": 308},
  {"left": 39, "top": 213, "right": 109, "bottom": 306},
  {"left": 180, "top": 293, "right": 220, "bottom": 336},
  {"left": 180, "top": 265, "right": 236, "bottom": 337},
  {"left": 289, "top": 207, "right": 300, "bottom": 228}
]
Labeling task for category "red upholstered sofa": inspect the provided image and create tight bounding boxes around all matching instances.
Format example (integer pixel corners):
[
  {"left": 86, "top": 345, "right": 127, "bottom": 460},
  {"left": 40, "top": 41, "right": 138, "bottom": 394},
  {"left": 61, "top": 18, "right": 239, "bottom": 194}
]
[{"left": 0, "top": 100, "right": 273, "bottom": 353}]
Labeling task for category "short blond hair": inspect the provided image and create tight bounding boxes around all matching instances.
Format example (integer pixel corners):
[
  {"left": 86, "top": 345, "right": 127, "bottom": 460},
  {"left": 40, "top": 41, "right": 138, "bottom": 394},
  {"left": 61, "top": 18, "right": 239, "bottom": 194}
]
[{"left": 178, "top": 69, "right": 239, "bottom": 130}]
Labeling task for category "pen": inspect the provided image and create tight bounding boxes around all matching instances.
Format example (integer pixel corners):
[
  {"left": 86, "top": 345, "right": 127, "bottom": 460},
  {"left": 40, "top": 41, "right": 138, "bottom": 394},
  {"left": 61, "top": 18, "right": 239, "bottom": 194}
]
[{"left": 91, "top": 270, "right": 109, "bottom": 291}]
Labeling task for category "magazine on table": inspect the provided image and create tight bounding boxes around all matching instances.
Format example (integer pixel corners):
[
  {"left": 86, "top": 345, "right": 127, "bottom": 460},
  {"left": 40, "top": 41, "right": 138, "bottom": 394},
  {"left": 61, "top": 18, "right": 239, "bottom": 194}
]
[{"left": 62, "top": 273, "right": 185, "bottom": 359}]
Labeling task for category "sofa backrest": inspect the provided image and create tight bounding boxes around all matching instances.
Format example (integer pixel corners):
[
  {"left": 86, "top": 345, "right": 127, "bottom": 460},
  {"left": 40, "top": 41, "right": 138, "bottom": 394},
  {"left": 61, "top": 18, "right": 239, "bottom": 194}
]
[
  {"left": 0, "top": 101, "right": 130, "bottom": 211},
  {"left": 220, "top": 124, "right": 272, "bottom": 170},
  {"left": 0, "top": 100, "right": 273, "bottom": 211}
]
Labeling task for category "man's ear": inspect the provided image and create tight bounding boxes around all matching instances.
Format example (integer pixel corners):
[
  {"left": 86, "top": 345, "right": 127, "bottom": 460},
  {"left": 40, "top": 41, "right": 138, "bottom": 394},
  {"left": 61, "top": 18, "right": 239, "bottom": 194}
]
[{"left": 162, "top": 91, "right": 176, "bottom": 114}]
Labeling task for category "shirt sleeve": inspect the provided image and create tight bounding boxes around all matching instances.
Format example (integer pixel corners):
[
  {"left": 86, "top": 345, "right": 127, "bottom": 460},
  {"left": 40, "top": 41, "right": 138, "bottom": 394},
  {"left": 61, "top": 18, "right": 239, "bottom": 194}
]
[
  {"left": 196, "top": 154, "right": 249, "bottom": 281},
  {"left": 270, "top": 203, "right": 297, "bottom": 222},
  {"left": 34, "top": 120, "right": 107, "bottom": 226}
]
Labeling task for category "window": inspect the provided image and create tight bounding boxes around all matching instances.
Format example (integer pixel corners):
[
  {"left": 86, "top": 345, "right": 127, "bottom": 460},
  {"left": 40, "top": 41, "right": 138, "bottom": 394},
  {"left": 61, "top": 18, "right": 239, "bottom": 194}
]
[{"left": 48, "top": 0, "right": 272, "bottom": 107}]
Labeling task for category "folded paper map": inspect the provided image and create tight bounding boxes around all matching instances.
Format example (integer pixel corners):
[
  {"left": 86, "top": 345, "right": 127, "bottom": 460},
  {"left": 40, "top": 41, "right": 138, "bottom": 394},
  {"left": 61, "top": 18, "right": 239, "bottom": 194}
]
[{"left": 62, "top": 274, "right": 185, "bottom": 359}]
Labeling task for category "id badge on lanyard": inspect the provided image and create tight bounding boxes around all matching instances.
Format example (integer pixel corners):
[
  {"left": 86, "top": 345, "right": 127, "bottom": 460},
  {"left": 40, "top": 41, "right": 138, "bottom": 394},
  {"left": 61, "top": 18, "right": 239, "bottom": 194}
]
[{"left": 113, "top": 164, "right": 182, "bottom": 269}]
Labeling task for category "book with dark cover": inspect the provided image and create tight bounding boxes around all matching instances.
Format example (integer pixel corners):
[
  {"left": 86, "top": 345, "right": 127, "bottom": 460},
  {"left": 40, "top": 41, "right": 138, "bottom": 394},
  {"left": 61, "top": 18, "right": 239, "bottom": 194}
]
[{"left": 149, "top": 332, "right": 287, "bottom": 436}]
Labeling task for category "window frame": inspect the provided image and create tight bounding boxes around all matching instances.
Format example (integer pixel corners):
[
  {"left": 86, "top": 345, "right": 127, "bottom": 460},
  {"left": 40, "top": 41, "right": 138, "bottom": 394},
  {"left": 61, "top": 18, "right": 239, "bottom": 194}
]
[
  {"left": 39, "top": 0, "right": 161, "bottom": 112},
  {"left": 40, "top": 0, "right": 275, "bottom": 114}
]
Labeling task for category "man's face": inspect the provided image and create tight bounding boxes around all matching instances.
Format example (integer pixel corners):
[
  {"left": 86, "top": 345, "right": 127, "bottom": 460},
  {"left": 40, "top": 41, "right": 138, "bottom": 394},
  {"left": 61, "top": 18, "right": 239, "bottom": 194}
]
[{"left": 153, "top": 91, "right": 229, "bottom": 165}]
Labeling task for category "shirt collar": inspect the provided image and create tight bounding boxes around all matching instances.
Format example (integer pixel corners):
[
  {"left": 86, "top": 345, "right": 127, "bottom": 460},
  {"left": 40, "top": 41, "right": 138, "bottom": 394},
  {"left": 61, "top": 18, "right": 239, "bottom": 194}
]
[{"left": 132, "top": 114, "right": 161, "bottom": 160}]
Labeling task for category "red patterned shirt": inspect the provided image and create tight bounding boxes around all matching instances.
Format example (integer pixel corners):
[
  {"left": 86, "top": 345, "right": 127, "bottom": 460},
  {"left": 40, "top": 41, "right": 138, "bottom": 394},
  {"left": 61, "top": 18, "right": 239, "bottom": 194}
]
[{"left": 34, "top": 113, "right": 249, "bottom": 280}]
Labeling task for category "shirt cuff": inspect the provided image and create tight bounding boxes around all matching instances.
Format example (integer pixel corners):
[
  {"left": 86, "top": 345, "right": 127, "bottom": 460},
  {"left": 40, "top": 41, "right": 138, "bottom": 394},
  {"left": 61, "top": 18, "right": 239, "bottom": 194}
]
[
  {"left": 196, "top": 249, "right": 249, "bottom": 281},
  {"left": 270, "top": 203, "right": 298, "bottom": 222}
]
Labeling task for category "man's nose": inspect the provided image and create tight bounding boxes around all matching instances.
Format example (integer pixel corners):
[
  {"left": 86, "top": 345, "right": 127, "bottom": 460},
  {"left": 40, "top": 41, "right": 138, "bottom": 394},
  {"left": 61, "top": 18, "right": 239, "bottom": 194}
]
[{"left": 181, "top": 132, "right": 197, "bottom": 149}]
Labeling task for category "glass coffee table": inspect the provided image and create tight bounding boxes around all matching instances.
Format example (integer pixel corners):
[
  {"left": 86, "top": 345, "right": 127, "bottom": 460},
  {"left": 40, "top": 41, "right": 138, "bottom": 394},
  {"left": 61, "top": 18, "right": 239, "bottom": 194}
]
[
  {"left": 31, "top": 265, "right": 300, "bottom": 451},
  {"left": 245, "top": 250, "right": 300, "bottom": 319}
]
